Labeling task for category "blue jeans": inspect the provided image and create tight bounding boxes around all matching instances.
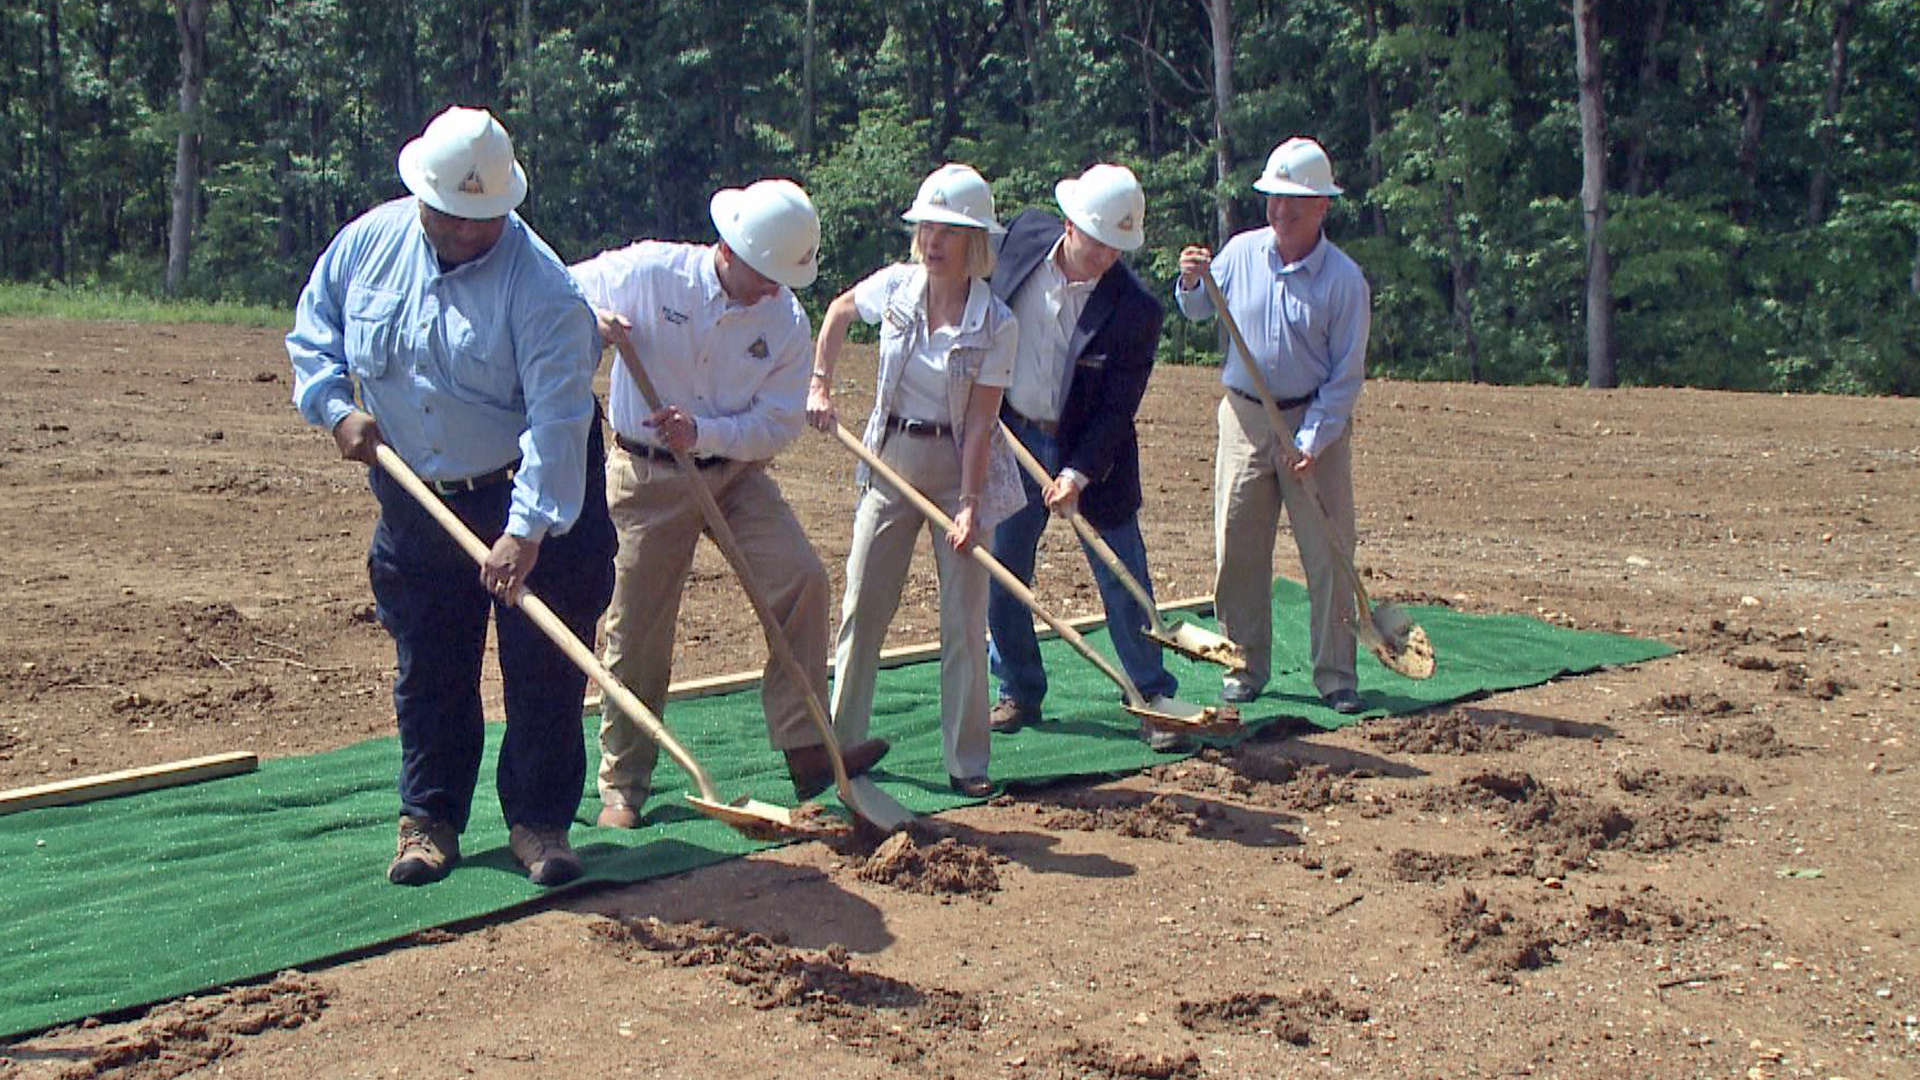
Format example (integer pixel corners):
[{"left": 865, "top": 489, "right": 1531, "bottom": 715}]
[
  {"left": 367, "top": 425, "right": 616, "bottom": 833},
  {"left": 988, "top": 416, "right": 1176, "bottom": 710}
]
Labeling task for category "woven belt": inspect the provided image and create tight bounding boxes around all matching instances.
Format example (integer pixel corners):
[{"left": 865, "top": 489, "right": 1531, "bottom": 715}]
[
  {"left": 885, "top": 415, "right": 953, "bottom": 439},
  {"left": 1004, "top": 408, "right": 1059, "bottom": 437},
  {"left": 1229, "top": 386, "right": 1315, "bottom": 411},
  {"left": 426, "top": 461, "right": 518, "bottom": 496},
  {"left": 615, "top": 432, "right": 724, "bottom": 467}
]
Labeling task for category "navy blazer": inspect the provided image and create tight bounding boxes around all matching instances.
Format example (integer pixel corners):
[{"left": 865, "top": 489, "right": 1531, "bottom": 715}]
[{"left": 989, "top": 209, "right": 1165, "bottom": 531}]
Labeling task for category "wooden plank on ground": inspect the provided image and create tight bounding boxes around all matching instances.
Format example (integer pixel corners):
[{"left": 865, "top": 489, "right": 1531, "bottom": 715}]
[{"left": 0, "top": 751, "right": 259, "bottom": 817}]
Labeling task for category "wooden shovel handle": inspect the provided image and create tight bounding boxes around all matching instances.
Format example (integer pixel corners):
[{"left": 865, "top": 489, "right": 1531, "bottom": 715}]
[
  {"left": 829, "top": 422, "right": 1146, "bottom": 707},
  {"left": 996, "top": 420, "right": 1168, "bottom": 634},
  {"left": 1197, "top": 274, "right": 1379, "bottom": 619},
  {"left": 612, "top": 342, "right": 852, "bottom": 800},
  {"left": 371, "top": 443, "right": 722, "bottom": 804}
]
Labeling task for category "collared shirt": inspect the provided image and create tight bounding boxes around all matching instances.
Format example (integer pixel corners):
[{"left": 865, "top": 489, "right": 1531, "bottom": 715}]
[
  {"left": 852, "top": 266, "right": 1013, "bottom": 423},
  {"left": 570, "top": 241, "right": 811, "bottom": 463},
  {"left": 288, "top": 197, "right": 599, "bottom": 541},
  {"left": 1176, "top": 228, "right": 1370, "bottom": 455},
  {"left": 1005, "top": 234, "right": 1098, "bottom": 423}
]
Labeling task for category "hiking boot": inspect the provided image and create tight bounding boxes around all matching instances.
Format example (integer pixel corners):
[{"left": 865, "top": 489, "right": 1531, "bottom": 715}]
[
  {"left": 786, "top": 737, "right": 890, "bottom": 801},
  {"left": 596, "top": 801, "right": 641, "bottom": 830},
  {"left": 388, "top": 815, "right": 459, "bottom": 886},
  {"left": 990, "top": 697, "right": 1040, "bottom": 734},
  {"left": 509, "top": 823, "right": 583, "bottom": 887}
]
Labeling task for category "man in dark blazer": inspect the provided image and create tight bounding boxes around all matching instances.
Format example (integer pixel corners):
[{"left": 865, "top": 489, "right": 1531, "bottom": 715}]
[{"left": 985, "top": 164, "right": 1184, "bottom": 749}]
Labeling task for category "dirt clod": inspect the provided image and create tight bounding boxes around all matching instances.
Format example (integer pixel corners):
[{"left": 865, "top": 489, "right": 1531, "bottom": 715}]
[{"left": 855, "top": 832, "right": 1002, "bottom": 898}]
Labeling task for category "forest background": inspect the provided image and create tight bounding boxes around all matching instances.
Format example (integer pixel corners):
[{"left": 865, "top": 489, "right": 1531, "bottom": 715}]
[{"left": 1, "top": 0, "right": 1915, "bottom": 394}]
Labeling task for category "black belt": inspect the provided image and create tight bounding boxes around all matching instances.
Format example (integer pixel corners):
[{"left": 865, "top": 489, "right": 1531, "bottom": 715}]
[
  {"left": 1230, "top": 386, "right": 1315, "bottom": 411},
  {"left": 425, "top": 461, "right": 518, "bottom": 496},
  {"left": 1004, "top": 408, "right": 1059, "bottom": 437},
  {"left": 615, "top": 432, "right": 725, "bottom": 467},
  {"left": 886, "top": 415, "right": 953, "bottom": 439}
]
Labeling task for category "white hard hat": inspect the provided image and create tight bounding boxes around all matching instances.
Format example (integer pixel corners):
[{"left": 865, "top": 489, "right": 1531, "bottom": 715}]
[
  {"left": 902, "top": 163, "right": 1005, "bottom": 234},
  {"left": 711, "top": 179, "right": 821, "bottom": 288},
  {"left": 1055, "top": 163, "right": 1146, "bottom": 252},
  {"left": 398, "top": 106, "right": 528, "bottom": 219},
  {"left": 1253, "top": 137, "right": 1343, "bottom": 197}
]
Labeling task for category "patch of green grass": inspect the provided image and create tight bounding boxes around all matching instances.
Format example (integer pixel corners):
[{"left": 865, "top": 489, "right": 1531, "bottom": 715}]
[{"left": 0, "top": 283, "right": 289, "bottom": 328}]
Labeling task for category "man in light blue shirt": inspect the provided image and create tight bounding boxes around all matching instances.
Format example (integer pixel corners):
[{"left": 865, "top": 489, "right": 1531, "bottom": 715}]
[
  {"left": 288, "top": 106, "right": 614, "bottom": 887},
  {"left": 1176, "top": 136, "right": 1371, "bottom": 715}
]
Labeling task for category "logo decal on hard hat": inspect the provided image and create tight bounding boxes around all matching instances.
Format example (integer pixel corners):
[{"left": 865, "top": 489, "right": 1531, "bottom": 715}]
[
  {"left": 928, "top": 190, "right": 949, "bottom": 207},
  {"left": 799, "top": 244, "right": 817, "bottom": 267},
  {"left": 458, "top": 167, "right": 486, "bottom": 195},
  {"left": 1117, "top": 214, "right": 1135, "bottom": 231}
]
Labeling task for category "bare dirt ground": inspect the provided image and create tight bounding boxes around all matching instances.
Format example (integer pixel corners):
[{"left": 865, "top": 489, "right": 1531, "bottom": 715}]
[{"left": 1, "top": 317, "right": 1916, "bottom": 1079}]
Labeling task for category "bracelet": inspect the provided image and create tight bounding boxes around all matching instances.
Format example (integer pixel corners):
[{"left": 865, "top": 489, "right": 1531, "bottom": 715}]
[
  {"left": 958, "top": 493, "right": 980, "bottom": 507},
  {"left": 811, "top": 368, "right": 830, "bottom": 380}
]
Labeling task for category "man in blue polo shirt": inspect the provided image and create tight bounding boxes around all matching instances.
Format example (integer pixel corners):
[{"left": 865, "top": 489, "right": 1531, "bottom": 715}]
[
  {"left": 288, "top": 106, "right": 615, "bottom": 887},
  {"left": 1176, "top": 136, "right": 1370, "bottom": 716}
]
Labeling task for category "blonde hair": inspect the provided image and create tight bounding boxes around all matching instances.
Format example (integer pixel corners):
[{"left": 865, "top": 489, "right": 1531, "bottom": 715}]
[{"left": 911, "top": 223, "right": 996, "bottom": 279}]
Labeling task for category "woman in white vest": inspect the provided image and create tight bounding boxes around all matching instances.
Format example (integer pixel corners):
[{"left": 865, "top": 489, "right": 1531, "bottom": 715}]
[{"left": 807, "top": 163, "right": 1022, "bottom": 798}]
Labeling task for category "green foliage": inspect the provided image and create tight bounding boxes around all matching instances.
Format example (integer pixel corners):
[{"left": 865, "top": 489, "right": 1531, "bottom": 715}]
[
  {"left": 0, "top": 0, "right": 1912, "bottom": 393},
  {"left": 0, "top": 281, "right": 286, "bottom": 325}
]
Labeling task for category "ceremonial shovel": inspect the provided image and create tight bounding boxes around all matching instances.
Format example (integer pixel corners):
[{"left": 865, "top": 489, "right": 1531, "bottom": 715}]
[
  {"left": 373, "top": 443, "right": 804, "bottom": 839},
  {"left": 612, "top": 338, "right": 914, "bottom": 832},
  {"left": 829, "top": 423, "right": 1241, "bottom": 737},
  {"left": 997, "top": 420, "right": 1248, "bottom": 674},
  {"left": 1199, "top": 274, "right": 1435, "bottom": 680}
]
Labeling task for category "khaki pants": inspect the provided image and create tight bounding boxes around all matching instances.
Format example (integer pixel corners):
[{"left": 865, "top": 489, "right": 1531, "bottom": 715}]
[
  {"left": 597, "top": 447, "right": 830, "bottom": 807},
  {"left": 1213, "top": 393, "right": 1357, "bottom": 697},
  {"left": 831, "top": 430, "right": 991, "bottom": 781}
]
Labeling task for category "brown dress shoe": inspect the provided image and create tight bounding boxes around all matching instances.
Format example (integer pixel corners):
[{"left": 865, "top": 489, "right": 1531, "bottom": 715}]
[
  {"left": 785, "top": 737, "right": 890, "bottom": 801},
  {"left": 388, "top": 815, "right": 460, "bottom": 886},
  {"left": 509, "top": 823, "right": 583, "bottom": 887},
  {"left": 990, "top": 698, "right": 1039, "bottom": 734},
  {"left": 596, "top": 802, "right": 641, "bottom": 830},
  {"left": 948, "top": 774, "right": 994, "bottom": 798}
]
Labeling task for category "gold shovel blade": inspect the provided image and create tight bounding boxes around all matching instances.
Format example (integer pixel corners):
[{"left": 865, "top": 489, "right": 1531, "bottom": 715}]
[
  {"left": 1148, "top": 620, "right": 1250, "bottom": 673},
  {"left": 685, "top": 794, "right": 802, "bottom": 840},
  {"left": 1366, "top": 603, "right": 1436, "bottom": 680},
  {"left": 1130, "top": 697, "right": 1244, "bottom": 738}
]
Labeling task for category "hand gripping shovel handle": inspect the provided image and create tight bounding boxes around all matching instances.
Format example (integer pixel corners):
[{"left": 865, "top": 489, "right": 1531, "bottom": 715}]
[
  {"left": 829, "top": 423, "right": 1148, "bottom": 708},
  {"left": 996, "top": 420, "right": 1166, "bottom": 633},
  {"left": 371, "top": 443, "right": 724, "bottom": 805},
  {"left": 610, "top": 343, "right": 857, "bottom": 804}
]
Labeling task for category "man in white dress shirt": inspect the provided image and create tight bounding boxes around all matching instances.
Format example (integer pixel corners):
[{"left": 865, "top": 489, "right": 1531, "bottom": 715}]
[{"left": 570, "top": 180, "right": 888, "bottom": 828}]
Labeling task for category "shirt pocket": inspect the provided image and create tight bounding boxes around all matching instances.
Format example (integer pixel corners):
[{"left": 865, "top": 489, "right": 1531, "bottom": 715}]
[
  {"left": 440, "top": 307, "right": 516, "bottom": 406},
  {"left": 343, "top": 285, "right": 401, "bottom": 379}
]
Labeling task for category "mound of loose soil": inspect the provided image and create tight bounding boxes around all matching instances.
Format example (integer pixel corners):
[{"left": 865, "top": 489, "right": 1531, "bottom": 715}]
[
  {"left": 1614, "top": 767, "right": 1747, "bottom": 800},
  {"left": 1040, "top": 793, "right": 1205, "bottom": 840},
  {"left": 46, "top": 972, "right": 327, "bottom": 1080},
  {"left": 1176, "top": 988, "right": 1369, "bottom": 1046},
  {"left": 1433, "top": 888, "right": 1554, "bottom": 981},
  {"left": 1049, "top": 1040, "right": 1203, "bottom": 1079},
  {"left": 1365, "top": 709, "right": 1533, "bottom": 754},
  {"left": 855, "top": 832, "right": 1002, "bottom": 899},
  {"left": 1703, "top": 721, "right": 1796, "bottom": 759}
]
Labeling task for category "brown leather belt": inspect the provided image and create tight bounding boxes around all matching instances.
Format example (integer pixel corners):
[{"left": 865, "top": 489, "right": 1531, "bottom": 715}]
[
  {"left": 885, "top": 415, "right": 953, "bottom": 439},
  {"left": 1229, "top": 386, "right": 1315, "bottom": 411},
  {"left": 615, "top": 432, "right": 724, "bottom": 467},
  {"left": 426, "top": 461, "right": 519, "bottom": 495},
  {"left": 1004, "top": 408, "right": 1059, "bottom": 437}
]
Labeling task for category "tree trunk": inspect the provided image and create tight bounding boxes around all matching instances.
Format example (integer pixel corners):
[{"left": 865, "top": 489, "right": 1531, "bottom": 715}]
[
  {"left": 1623, "top": 0, "right": 1668, "bottom": 197},
  {"left": 1203, "top": 0, "right": 1234, "bottom": 245},
  {"left": 43, "top": 0, "right": 66, "bottom": 281},
  {"left": 1732, "top": 0, "right": 1787, "bottom": 226},
  {"left": 166, "top": 0, "right": 209, "bottom": 299},
  {"left": 1806, "top": 0, "right": 1858, "bottom": 227},
  {"left": 1360, "top": 0, "right": 1387, "bottom": 237},
  {"left": 1574, "top": 0, "right": 1615, "bottom": 388},
  {"left": 1011, "top": 0, "right": 1043, "bottom": 115},
  {"left": 801, "top": 0, "right": 815, "bottom": 156}
]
